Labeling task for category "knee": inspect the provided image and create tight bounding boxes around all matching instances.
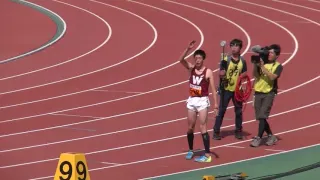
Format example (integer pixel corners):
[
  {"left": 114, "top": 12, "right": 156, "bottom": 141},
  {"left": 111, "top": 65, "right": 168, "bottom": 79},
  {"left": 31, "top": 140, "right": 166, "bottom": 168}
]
[{"left": 199, "top": 124, "right": 207, "bottom": 133}]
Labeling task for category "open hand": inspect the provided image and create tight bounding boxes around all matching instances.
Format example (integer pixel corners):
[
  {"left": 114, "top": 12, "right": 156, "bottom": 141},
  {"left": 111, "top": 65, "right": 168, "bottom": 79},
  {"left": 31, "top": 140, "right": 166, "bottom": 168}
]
[{"left": 188, "top": 40, "right": 196, "bottom": 49}]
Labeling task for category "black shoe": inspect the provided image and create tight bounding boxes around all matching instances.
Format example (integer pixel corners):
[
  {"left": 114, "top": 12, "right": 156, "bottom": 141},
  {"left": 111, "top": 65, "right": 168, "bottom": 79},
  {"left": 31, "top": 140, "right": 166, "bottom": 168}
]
[
  {"left": 213, "top": 131, "right": 222, "bottom": 140},
  {"left": 235, "top": 130, "right": 243, "bottom": 140}
]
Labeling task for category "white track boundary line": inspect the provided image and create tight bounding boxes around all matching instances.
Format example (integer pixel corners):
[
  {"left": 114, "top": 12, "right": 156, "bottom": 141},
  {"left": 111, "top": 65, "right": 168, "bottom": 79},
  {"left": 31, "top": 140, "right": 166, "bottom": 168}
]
[
  {"left": 2, "top": 74, "right": 318, "bottom": 139},
  {"left": 1, "top": 100, "right": 318, "bottom": 169},
  {"left": 0, "top": 0, "right": 111, "bottom": 81},
  {"left": 274, "top": 0, "right": 320, "bottom": 13},
  {"left": 141, "top": 142, "right": 320, "bottom": 180},
  {"left": 0, "top": 0, "right": 252, "bottom": 110},
  {"left": 0, "top": 0, "right": 157, "bottom": 94},
  {"left": 29, "top": 121, "right": 320, "bottom": 180},
  {"left": 0, "top": 0, "right": 66, "bottom": 64}
]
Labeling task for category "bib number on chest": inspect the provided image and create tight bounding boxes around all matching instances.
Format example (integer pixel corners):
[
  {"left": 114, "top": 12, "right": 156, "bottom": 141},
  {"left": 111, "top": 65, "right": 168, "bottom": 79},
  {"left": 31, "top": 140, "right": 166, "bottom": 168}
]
[{"left": 190, "top": 84, "right": 202, "bottom": 96}]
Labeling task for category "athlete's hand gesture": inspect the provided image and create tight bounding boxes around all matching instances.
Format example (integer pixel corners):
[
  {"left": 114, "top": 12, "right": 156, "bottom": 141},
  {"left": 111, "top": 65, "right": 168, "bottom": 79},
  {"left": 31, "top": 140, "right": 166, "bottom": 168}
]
[{"left": 187, "top": 40, "right": 196, "bottom": 50}]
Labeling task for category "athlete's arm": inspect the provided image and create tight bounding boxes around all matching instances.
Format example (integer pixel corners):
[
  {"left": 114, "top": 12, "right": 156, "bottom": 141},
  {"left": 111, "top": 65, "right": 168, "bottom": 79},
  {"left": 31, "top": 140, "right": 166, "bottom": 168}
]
[
  {"left": 179, "top": 41, "right": 195, "bottom": 70},
  {"left": 207, "top": 69, "right": 219, "bottom": 111}
]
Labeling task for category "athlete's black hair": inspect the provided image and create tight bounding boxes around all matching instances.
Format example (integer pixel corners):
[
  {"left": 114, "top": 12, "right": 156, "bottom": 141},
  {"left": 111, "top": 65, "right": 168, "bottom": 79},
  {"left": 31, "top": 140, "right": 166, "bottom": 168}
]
[
  {"left": 269, "top": 44, "right": 281, "bottom": 56},
  {"left": 193, "top": 49, "right": 206, "bottom": 60},
  {"left": 230, "top": 38, "right": 243, "bottom": 49}
]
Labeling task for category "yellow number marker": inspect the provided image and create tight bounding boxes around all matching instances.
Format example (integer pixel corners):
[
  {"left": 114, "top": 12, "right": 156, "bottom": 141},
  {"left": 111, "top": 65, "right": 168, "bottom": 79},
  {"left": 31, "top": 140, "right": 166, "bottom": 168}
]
[{"left": 54, "top": 152, "right": 90, "bottom": 180}]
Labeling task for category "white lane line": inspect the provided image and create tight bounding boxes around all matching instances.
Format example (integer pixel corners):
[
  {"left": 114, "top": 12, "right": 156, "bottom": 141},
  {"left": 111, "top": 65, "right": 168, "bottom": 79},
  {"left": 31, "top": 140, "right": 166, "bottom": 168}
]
[
  {"left": 90, "top": 90, "right": 143, "bottom": 94},
  {"left": 199, "top": 0, "right": 298, "bottom": 68},
  {"left": 0, "top": 0, "right": 251, "bottom": 111},
  {"left": 265, "top": 148, "right": 286, "bottom": 152},
  {"left": 0, "top": 0, "right": 157, "bottom": 95},
  {"left": 0, "top": 0, "right": 66, "bottom": 64},
  {"left": 225, "top": 145, "right": 285, "bottom": 152},
  {"left": 141, "top": 143, "right": 320, "bottom": 180},
  {"left": 237, "top": 0, "right": 320, "bottom": 26},
  {"left": 274, "top": 21, "right": 312, "bottom": 24},
  {"left": 308, "top": 0, "right": 320, "bottom": 3},
  {"left": 246, "top": 52, "right": 293, "bottom": 55},
  {"left": 100, "top": 162, "right": 121, "bottom": 165},
  {"left": 49, "top": 113, "right": 102, "bottom": 119},
  {"left": 273, "top": 0, "right": 320, "bottom": 13},
  {"left": 28, "top": 121, "right": 320, "bottom": 180},
  {"left": 161, "top": 0, "right": 251, "bottom": 54},
  {"left": 225, "top": 145, "right": 245, "bottom": 149},
  {"left": 58, "top": 127, "right": 96, "bottom": 132},
  {"left": 1, "top": 99, "right": 318, "bottom": 168},
  {"left": 0, "top": 0, "right": 111, "bottom": 81}
]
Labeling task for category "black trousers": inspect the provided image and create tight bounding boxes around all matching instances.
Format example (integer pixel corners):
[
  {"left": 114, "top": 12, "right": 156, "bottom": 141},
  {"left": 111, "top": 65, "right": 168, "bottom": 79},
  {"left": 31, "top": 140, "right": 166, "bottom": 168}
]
[
  {"left": 213, "top": 90, "right": 243, "bottom": 132},
  {"left": 254, "top": 92, "right": 275, "bottom": 120}
]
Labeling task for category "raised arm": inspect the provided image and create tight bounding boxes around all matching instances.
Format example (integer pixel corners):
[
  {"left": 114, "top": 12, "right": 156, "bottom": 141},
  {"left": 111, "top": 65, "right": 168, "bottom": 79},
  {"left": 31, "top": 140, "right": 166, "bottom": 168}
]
[{"left": 179, "top": 40, "right": 196, "bottom": 70}]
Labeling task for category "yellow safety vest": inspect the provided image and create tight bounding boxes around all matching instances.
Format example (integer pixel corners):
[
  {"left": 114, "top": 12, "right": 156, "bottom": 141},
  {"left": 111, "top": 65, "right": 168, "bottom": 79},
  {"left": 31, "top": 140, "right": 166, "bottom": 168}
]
[
  {"left": 222, "top": 55, "right": 244, "bottom": 92},
  {"left": 254, "top": 61, "right": 281, "bottom": 93}
]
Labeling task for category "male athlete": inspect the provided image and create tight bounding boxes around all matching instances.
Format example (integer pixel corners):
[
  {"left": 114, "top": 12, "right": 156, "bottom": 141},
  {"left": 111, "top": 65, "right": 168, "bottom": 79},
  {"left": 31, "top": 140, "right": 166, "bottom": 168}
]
[
  {"left": 213, "top": 39, "right": 247, "bottom": 140},
  {"left": 251, "top": 44, "right": 283, "bottom": 147},
  {"left": 179, "top": 40, "right": 219, "bottom": 163}
]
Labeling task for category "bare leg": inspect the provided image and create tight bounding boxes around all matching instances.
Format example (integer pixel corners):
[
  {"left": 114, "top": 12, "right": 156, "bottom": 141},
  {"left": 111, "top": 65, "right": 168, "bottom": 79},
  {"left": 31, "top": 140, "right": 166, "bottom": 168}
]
[
  {"left": 187, "top": 109, "right": 197, "bottom": 150},
  {"left": 198, "top": 107, "right": 210, "bottom": 157}
]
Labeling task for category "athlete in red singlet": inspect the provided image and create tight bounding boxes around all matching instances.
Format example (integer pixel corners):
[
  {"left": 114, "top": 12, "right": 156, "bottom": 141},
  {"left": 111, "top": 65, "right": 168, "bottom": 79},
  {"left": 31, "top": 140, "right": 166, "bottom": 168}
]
[
  {"left": 189, "top": 67, "right": 209, "bottom": 97},
  {"left": 179, "top": 40, "right": 218, "bottom": 163}
]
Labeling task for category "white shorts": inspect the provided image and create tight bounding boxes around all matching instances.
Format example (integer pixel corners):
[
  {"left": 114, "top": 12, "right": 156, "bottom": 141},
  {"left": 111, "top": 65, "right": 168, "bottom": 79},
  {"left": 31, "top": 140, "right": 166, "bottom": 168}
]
[{"left": 186, "top": 96, "right": 210, "bottom": 112}]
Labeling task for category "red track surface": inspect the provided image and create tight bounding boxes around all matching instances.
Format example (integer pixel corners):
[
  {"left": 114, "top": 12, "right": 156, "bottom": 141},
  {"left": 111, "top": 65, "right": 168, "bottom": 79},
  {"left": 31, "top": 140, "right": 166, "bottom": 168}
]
[
  {"left": 0, "top": 1, "right": 55, "bottom": 61},
  {"left": 0, "top": 0, "right": 319, "bottom": 179}
]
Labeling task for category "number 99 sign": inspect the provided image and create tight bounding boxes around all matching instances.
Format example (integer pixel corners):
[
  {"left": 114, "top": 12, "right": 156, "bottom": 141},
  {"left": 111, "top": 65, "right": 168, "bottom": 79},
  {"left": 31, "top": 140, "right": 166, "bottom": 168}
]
[{"left": 54, "top": 153, "right": 90, "bottom": 180}]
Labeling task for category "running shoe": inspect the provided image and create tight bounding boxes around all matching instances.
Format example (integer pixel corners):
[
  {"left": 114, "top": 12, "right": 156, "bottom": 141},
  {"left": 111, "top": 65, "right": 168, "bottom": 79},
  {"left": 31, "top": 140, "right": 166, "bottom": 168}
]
[{"left": 194, "top": 155, "right": 212, "bottom": 162}]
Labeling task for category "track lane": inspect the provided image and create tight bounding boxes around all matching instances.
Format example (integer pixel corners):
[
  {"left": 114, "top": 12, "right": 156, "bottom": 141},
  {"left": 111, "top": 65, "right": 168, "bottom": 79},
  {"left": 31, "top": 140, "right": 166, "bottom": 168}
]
[
  {"left": 0, "top": 0, "right": 108, "bottom": 80},
  {"left": 0, "top": 0, "right": 56, "bottom": 61},
  {"left": 1, "top": 0, "right": 318, "bottom": 179},
  {"left": 271, "top": 0, "right": 320, "bottom": 22},
  {"left": 0, "top": 79, "right": 318, "bottom": 167},
  {"left": 2, "top": 105, "right": 318, "bottom": 180},
  {"left": 83, "top": 108, "right": 319, "bottom": 180},
  {"left": 0, "top": 0, "right": 252, "bottom": 111},
  {"left": 0, "top": 0, "right": 298, "bottom": 126},
  {"left": 0, "top": 0, "right": 157, "bottom": 95}
]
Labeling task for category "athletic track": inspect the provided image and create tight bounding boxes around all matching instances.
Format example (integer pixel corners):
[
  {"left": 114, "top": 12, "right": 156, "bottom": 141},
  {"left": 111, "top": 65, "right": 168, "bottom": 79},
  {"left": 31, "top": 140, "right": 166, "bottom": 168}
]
[{"left": 0, "top": 0, "right": 319, "bottom": 179}]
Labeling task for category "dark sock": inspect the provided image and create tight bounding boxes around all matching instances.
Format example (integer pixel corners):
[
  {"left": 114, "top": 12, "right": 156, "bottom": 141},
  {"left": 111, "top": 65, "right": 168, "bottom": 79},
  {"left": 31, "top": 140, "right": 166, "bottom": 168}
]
[
  {"left": 202, "top": 132, "right": 210, "bottom": 154},
  {"left": 187, "top": 132, "right": 194, "bottom": 150},
  {"left": 265, "top": 120, "right": 272, "bottom": 135},
  {"left": 258, "top": 119, "right": 266, "bottom": 138}
]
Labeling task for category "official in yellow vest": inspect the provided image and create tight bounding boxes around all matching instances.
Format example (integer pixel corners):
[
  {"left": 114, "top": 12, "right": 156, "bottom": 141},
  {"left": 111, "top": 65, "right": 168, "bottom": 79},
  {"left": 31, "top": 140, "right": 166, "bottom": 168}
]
[
  {"left": 251, "top": 44, "right": 283, "bottom": 147},
  {"left": 213, "top": 39, "right": 247, "bottom": 140}
]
